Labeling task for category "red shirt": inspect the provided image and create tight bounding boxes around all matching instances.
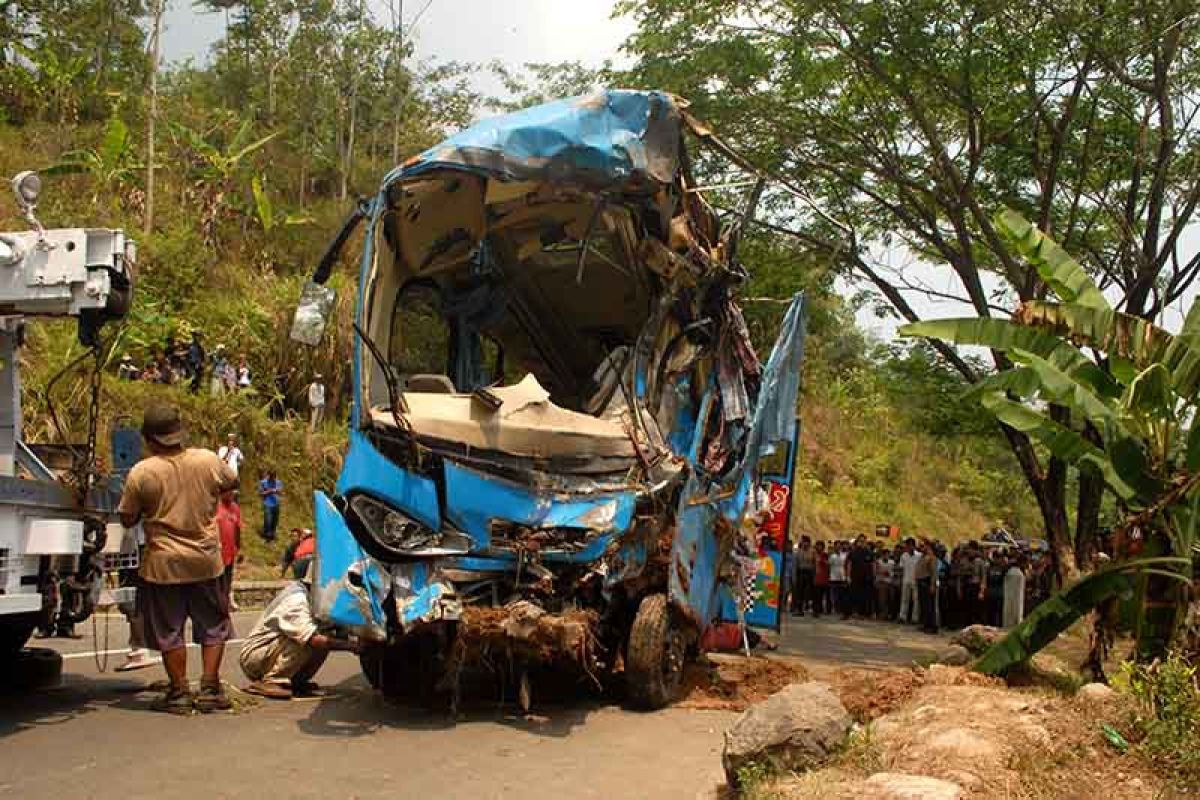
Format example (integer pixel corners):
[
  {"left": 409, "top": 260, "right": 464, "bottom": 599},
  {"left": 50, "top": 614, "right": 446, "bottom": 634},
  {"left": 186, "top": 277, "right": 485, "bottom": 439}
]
[
  {"left": 814, "top": 552, "right": 830, "bottom": 586},
  {"left": 216, "top": 500, "right": 241, "bottom": 567}
]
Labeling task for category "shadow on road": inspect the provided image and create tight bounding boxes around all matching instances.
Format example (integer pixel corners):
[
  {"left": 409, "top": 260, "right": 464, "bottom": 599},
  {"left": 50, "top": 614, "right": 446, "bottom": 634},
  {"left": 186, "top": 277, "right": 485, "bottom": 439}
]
[
  {"left": 297, "top": 674, "right": 606, "bottom": 740},
  {"left": 0, "top": 673, "right": 150, "bottom": 740}
]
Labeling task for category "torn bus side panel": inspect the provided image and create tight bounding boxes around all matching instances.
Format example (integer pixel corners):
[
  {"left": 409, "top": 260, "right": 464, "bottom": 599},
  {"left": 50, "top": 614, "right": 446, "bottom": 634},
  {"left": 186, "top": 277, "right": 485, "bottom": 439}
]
[
  {"left": 668, "top": 293, "right": 808, "bottom": 631},
  {"left": 313, "top": 491, "right": 388, "bottom": 640}
]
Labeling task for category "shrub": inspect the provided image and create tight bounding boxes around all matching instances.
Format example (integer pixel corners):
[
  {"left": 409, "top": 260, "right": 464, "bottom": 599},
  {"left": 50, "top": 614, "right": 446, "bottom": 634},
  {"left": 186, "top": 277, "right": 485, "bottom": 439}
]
[{"left": 1113, "top": 652, "right": 1200, "bottom": 786}]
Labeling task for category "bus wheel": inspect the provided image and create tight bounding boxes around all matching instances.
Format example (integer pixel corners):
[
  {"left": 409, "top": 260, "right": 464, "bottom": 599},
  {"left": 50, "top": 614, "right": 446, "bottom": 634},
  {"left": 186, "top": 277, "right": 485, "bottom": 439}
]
[{"left": 626, "top": 594, "right": 685, "bottom": 710}]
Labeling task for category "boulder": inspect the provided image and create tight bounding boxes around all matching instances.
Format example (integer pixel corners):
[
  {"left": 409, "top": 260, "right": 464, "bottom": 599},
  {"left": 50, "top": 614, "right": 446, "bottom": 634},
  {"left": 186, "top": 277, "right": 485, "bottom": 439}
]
[
  {"left": 722, "top": 681, "right": 851, "bottom": 786},
  {"left": 936, "top": 644, "right": 973, "bottom": 667},
  {"left": 950, "top": 625, "right": 1005, "bottom": 655},
  {"left": 1077, "top": 682, "right": 1116, "bottom": 703},
  {"left": 863, "top": 773, "right": 963, "bottom": 800},
  {"left": 922, "top": 726, "right": 1004, "bottom": 766}
]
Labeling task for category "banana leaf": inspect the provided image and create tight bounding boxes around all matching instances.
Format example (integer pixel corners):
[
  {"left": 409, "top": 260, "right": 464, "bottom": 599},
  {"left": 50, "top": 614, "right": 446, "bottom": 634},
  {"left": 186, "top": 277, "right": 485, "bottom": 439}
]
[
  {"left": 980, "top": 394, "right": 1140, "bottom": 500},
  {"left": 996, "top": 209, "right": 1110, "bottom": 310},
  {"left": 1008, "top": 349, "right": 1130, "bottom": 441},
  {"left": 974, "top": 556, "right": 1193, "bottom": 675},
  {"left": 900, "top": 317, "right": 1121, "bottom": 398},
  {"left": 1016, "top": 301, "right": 1200, "bottom": 399}
]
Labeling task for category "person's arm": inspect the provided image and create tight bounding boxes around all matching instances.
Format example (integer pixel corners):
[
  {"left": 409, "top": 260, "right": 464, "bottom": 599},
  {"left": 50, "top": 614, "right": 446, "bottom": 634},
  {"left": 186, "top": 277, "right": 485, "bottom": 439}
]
[
  {"left": 280, "top": 539, "right": 299, "bottom": 575},
  {"left": 117, "top": 470, "right": 142, "bottom": 529},
  {"left": 308, "top": 633, "right": 361, "bottom": 653}
]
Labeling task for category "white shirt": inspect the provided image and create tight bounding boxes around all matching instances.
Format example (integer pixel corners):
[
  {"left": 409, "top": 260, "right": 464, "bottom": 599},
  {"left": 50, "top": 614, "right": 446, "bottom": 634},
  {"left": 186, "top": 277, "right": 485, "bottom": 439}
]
[
  {"left": 828, "top": 552, "right": 847, "bottom": 583},
  {"left": 899, "top": 551, "right": 921, "bottom": 584},
  {"left": 218, "top": 445, "right": 244, "bottom": 476},
  {"left": 240, "top": 582, "right": 319, "bottom": 663},
  {"left": 308, "top": 381, "right": 326, "bottom": 408}
]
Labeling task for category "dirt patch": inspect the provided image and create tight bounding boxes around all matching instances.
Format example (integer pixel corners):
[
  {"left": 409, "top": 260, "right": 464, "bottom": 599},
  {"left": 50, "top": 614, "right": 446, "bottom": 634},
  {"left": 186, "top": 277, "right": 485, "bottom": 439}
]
[
  {"left": 826, "top": 668, "right": 926, "bottom": 723},
  {"left": 677, "top": 654, "right": 807, "bottom": 712},
  {"left": 766, "top": 666, "right": 1171, "bottom": 800}
]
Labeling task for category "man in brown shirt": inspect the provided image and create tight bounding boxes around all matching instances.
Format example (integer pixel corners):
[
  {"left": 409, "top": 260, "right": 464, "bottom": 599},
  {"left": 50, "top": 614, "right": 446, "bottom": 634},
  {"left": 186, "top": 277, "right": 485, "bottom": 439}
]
[{"left": 118, "top": 404, "right": 239, "bottom": 714}]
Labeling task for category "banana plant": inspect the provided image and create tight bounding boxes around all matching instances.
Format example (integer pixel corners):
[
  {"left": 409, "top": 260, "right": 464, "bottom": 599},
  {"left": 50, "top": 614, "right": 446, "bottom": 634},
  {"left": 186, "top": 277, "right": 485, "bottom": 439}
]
[
  {"left": 902, "top": 210, "right": 1199, "bottom": 664},
  {"left": 170, "top": 118, "right": 279, "bottom": 243},
  {"left": 251, "top": 175, "right": 313, "bottom": 233},
  {"left": 43, "top": 114, "right": 143, "bottom": 205}
]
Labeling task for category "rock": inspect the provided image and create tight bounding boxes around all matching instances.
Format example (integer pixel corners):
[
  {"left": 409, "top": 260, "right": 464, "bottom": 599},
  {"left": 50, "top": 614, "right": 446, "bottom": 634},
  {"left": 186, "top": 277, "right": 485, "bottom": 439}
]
[
  {"left": 936, "top": 644, "right": 973, "bottom": 667},
  {"left": 721, "top": 681, "right": 852, "bottom": 786},
  {"left": 863, "top": 773, "right": 963, "bottom": 800},
  {"left": 1078, "top": 682, "right": 1116, "bottom": 703},
  {"left": 950, "top": 625, "right": 1005, "bottom": 655},
  {"left": 923, "top": 726, "right": 1004, "bottom": 765}
]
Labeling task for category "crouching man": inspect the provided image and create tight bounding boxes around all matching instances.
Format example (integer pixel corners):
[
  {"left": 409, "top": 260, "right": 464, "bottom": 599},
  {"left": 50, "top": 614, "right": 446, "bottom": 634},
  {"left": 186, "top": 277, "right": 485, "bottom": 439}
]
[{"left": 240, "top": 568, "right": 360, "bottom": 699}]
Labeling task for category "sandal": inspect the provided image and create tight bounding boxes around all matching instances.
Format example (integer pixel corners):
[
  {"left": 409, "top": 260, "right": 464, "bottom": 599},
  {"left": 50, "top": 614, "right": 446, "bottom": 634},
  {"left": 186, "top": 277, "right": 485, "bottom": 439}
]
[
  {"left": 245, "top": 680, "right": 292, "bottom": 700},
  {"left": 195, "top": 681, "right": 233, "bottom": 712},
  {"left": 151, "top": 687, "right": 194, "bottom": 715}
]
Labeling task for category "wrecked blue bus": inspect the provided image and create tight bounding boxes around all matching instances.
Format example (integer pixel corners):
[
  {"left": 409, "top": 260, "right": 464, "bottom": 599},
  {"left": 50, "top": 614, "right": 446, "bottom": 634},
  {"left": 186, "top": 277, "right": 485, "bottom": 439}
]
[{"left": 291, "top": 90, "right": 807, "bottom": 709}]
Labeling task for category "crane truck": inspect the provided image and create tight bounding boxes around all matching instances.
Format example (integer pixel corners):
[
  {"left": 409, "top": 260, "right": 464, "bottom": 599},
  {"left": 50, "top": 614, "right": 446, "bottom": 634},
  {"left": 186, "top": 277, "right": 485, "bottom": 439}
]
[{"left": 0, "top": 171, "right": 137, "bottom": 679}]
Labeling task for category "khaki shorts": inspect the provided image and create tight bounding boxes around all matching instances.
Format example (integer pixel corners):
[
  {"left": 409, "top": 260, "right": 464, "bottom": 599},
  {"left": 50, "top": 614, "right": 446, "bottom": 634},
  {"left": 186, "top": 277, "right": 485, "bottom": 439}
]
[{"left": 139, "top": 578, "right": 233, "bottom": 652}]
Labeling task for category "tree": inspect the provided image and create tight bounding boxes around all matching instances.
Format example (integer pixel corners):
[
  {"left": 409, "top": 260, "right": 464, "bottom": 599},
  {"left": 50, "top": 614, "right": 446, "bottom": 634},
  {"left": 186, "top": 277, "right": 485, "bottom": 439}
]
[
  {"left": 905, "top": 210, "right": 1197, "bottom": 660},
  {"left": 617, "top": 0, "right": 1200, "bottom": 582},
  {"left": 3, "top": 1, "right": 148, "bottom": 122},
  {"left": 144, "top": 0, "right": 166, "bottom": 234}
]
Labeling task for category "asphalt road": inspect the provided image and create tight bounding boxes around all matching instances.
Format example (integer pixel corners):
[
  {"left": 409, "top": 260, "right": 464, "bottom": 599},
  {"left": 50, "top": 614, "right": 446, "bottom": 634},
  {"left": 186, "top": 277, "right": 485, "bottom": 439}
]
[{"left": 0, "top": 611, "right": 735, "bottom": 800}]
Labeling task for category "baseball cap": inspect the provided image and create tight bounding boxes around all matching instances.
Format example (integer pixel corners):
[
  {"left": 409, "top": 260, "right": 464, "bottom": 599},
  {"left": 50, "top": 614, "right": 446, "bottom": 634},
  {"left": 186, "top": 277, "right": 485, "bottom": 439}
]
[{"left": 141, "top": 404, "right": 185, "bottom": 447}]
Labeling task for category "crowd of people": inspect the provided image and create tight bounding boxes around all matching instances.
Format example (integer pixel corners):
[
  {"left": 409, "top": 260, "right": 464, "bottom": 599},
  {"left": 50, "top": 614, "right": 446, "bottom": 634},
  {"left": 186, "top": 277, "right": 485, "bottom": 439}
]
[
  {"left": 787, "top": 534, "right": 1055, "bottom": 635},
  {"left": 114, "top": 330, "right": 331, "bottom": 432},
  {"left": 117, "top": 332, "right": 252, "bottom": 394}
]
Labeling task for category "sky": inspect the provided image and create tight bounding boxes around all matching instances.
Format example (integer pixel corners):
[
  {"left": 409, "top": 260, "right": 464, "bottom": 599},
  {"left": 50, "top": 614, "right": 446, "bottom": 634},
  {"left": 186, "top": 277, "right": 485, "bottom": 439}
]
[
  {"left": 160, "top": 1, "right": 1196, "bottom": 342},
  {"left": 164, "top": 0, "right": 634, "bottom": 75}
]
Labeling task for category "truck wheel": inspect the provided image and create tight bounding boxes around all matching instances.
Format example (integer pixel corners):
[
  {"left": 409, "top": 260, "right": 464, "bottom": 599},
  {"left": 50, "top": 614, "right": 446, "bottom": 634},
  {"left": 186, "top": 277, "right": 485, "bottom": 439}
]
[
  {"left": 626, "top": 593, "right": 686, "bottom": 710},
  {"left": 0, "top": 647, "right": 63, "bottom": 692},
  {"left": 359, "top": 647, "right": 404, "bottom": 696},
  {"left": 0, "top": 614, "right": 38, "bottom": 656}
]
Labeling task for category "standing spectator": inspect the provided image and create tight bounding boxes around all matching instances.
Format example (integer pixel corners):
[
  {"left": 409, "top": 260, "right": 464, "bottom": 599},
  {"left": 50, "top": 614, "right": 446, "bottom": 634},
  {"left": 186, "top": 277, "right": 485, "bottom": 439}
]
[
  {"left": 187, "top": 331, "right": 206, "bottom": 394},
  {"left": 966, "top": 543, "right": 988, "bottom": 625},
  {"left": 935, "top": 543, "right": 951, "bottom": 630},
  {"left": 280, "top": 528, "right": 316, "bottom": 580},
  {"left": 222, "top": 357, "right": 238, "bottom": 393},
  {"left": 237, "top": 355, "right": 252, "bottom": 391},
  {"left": 875, "top": 547, "right": 896, "bottom": 620},
  {"left": 985, "top": 550, "right": 1009, "bottom": 627},
  {"left": 792, "top": 536, "right": 815, "bottom": 616},
  {"left": 117, "top": 403, "right": 238, "bottom": 714},
  {"left": 259, "top": 470, "right": 283, "bottom": 542},
  {"left": 216, "top": 489, "right": 242, "bottom": 611},
  {"left": 848, "top": 535, "right": 874, "bottom": 617},
  {"left": 210, "top": 345, "right": 228, "bottom": 396},
  {"left": 813, "top": 541, "right": 829, "bottom": 617},
  {"left": 307, "top": 373, "right": 327, "bottom": 432},
  {"left": 1003, "top": 553, "right": 1027, "bottom": 628},
  {"left": 1028, "top": 550, "right": 1053, "bottom": 610},
  {"left": 218, "top": 434, "right": 244, "bottom": 478},
  {"left": 897, "top": 538, "right": 921, "bottom": 624},
  {"left": 828, "top": 541, "right": 849, "bottom": 619},
  {"left": 915, "top": 540, "right": 940, "bottom": 634}
]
